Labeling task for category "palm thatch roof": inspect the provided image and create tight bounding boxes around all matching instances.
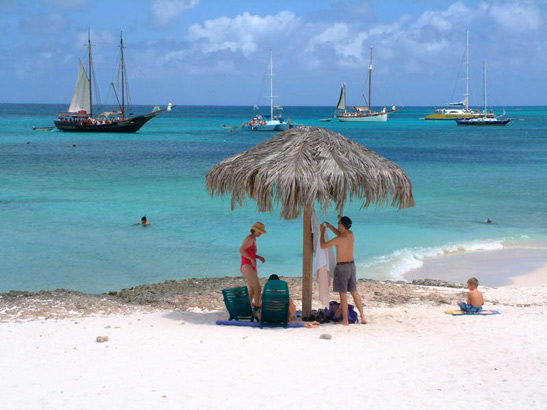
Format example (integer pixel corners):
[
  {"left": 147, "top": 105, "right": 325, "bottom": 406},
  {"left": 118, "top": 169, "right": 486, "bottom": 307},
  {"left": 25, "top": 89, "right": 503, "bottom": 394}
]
[{"left": 206, "top": 126, "right": 414, "bottom": 220}]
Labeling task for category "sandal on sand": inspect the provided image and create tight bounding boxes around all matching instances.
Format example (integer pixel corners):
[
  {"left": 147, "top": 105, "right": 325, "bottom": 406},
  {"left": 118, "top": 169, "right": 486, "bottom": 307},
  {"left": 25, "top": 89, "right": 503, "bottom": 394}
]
[{"left": 252, "top": 306, "right": 261, "bottom": 320}]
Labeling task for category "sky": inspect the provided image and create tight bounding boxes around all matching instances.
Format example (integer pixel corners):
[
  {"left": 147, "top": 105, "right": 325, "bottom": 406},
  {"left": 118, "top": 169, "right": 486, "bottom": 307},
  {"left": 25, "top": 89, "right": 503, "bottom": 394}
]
[{"left": 1, "top": 0, "right": 546, "bottom": 107}]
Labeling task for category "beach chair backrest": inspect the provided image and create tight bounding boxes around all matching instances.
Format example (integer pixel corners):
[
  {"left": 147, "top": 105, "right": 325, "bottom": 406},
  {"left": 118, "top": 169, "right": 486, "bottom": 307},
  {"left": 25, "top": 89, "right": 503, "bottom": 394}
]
[
  {"left": 260, "top": 280, "right": 290, "bottom": 328},
  {"left": 222, "top": 286, "right": 255, "bottom": 321}
]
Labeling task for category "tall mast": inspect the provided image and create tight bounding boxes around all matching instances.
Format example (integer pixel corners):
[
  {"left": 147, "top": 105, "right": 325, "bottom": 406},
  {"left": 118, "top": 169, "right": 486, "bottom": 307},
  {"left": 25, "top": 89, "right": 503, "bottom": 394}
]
[
  {"left": 368, "top": 46, "right": 373, "bottom": 110},
  {"left": 465, "top": 30, "right": 469, "bottom": 110},
  {"left": 483, "top": 61, "right": 487, "bottom": 114},
  {"left": 120, "top": 32, "right": 126, "bottom": 119},
  {"left": 269, "top": 48, "right": 274, "bottom": 120},
  {"left": 88, "top": 28, "right": 93, "bottom": 117}
]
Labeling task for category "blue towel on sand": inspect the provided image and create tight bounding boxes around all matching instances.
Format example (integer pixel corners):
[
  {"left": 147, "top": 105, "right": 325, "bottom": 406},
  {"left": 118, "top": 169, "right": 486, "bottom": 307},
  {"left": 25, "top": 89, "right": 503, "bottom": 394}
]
[
  {"left": 445, "top": 309, "right": 501, "bottom": 316},
  {"left": 216, "top": 320, "right": 304, "bottom": 328}
]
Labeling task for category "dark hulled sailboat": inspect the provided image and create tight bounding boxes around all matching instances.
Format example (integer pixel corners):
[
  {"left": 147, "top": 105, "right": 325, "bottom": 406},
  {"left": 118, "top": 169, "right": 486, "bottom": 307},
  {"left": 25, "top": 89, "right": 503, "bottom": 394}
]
[{"left": 55, "top": 31, "right": 171, "bottom": 133}]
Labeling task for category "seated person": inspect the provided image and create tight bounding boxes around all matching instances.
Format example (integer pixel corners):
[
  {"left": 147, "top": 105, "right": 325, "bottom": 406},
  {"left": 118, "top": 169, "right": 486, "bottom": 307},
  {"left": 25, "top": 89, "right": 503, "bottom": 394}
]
[
  {"left": 458, "top": 277, "right": 484, "bottom": 312},
  {"left": 260, "top": 274, "right": 319, "bottom": 328}
]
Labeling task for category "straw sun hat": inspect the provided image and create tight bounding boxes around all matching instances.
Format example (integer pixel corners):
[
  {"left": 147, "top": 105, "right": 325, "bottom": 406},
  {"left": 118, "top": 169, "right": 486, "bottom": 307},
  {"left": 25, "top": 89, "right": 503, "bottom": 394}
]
[{"left": 250, "top": 222, "right": 267, "bottom": 234}]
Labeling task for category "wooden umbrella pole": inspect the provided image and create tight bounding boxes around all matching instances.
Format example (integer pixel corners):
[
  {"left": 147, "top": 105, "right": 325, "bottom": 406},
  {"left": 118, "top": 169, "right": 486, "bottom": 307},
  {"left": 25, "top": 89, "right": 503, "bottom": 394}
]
[{"left": 302, "top": 206, "right": 313, "bottom": 318}]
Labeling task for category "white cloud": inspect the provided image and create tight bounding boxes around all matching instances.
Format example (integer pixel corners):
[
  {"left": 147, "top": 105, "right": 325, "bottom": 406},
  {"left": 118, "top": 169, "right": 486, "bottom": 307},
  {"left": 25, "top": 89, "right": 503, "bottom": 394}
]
[
  {"left": 187, "top": 11, "right": 300, "bottom": 56},
  {"left": 150, "top": 0, "right": 201, "bottom": 26},
  {"left": 412, "top": 1, "right": 471, "bottom": 33},
  {"left": 307, "top": 23, "right": 351, "bottom": 50},
  {"left": 164, "top": 50, "right": 187, "bottom": 62},
  {"left": 487, "top": 1, "right": 541, "bottom": 31}
]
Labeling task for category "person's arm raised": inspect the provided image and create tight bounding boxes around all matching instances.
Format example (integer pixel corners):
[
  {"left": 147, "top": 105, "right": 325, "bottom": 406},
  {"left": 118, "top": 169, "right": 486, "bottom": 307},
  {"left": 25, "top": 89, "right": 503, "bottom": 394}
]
[
  {"left": 324, "top": 221, "right": 340, "bottom": 236},
  {"left": 320, "top": 225, "right": 340, "bottom": 249}
]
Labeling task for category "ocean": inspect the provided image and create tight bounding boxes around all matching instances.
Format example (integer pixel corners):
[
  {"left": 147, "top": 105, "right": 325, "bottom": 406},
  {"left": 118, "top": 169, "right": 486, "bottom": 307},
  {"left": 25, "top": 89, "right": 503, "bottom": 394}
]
[{"left": 1, "top": 104, "right": 546, "bottom": 293}]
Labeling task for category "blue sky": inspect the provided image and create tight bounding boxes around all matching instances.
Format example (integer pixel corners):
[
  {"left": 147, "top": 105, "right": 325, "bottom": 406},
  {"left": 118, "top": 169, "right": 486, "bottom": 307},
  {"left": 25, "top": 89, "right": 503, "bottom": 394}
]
[{"left": 1, "top": 0, "right": 546, "bottom": 106}]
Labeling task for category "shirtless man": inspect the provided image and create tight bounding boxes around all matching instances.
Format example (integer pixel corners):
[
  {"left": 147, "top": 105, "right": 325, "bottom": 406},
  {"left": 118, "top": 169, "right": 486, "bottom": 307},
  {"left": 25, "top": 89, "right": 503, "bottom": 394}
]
[
  {"left": 320, "top": 216, "right": 367, "bottom": 325},
  {"left": 458, "top": 277, "right": 484, "bottom": 312}
]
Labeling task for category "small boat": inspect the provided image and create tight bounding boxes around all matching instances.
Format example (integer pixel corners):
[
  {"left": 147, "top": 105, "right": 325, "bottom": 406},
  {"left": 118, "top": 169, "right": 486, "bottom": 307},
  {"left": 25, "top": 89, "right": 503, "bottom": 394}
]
[
  {"left": 32, "top": 126, "right": 54, "bottom": 131},
  {"left": 54, "top": 30, "right": 172, "bottom": 133},
  {"left": 456, "top": 62, "right": 511, "bottom": 126},
  {"left": 335, "top": 47, "right": 401, "bottom": 122},
  {"left": 222, "top": 125, "right": 239, "bottom": 131},
  {"left": 242, "top": 49, "right": 295, "bottom": 132},
  {"left": 425, "top": 31, "right": 493, "bottom": 120},
  {"left": 456, "top": 117, "right": 510, "bottom": 126},
  {"left": 319, "top": 118, "right": 332, "bottom": 122}
]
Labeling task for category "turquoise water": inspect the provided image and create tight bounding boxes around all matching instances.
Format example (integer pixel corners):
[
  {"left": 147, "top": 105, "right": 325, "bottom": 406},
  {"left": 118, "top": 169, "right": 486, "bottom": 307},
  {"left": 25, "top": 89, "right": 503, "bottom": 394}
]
[{"left": 1, "top": 104, "right": 546, "bottom": 293}]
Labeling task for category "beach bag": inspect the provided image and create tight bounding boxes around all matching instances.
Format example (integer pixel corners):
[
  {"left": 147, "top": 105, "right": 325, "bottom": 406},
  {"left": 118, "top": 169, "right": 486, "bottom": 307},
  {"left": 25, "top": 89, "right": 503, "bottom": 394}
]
[{"left": 324, "top": 301, "right": 358, "bottom": 324}]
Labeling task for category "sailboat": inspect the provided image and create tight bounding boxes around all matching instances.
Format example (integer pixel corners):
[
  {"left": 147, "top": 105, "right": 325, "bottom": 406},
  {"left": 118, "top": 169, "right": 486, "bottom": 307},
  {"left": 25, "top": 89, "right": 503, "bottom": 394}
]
[
  {"left": 456, "top": 62, "right": 511, "bottom": 126},
  {"left": 54, "top": 30, "right": 172, "bottom": 133},
  {"left": 241, "top": 49, "right": 294, "bottom": 131},
  {"left": 335, "top": 46, "right": 401, "bottom": 122},
  {"left": 425, "top": 31, "right": 493, "bottom": 120}
]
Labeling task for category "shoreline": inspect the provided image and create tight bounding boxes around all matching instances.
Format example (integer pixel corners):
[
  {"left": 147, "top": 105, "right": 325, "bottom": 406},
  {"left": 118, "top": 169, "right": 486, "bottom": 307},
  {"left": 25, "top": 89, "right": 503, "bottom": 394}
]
[
  {"left": 2, "top": 240, "right": 545, "bottom": 323},
  {"left": 1, "top": 273, "right": 546, "bottom": 323},
  {"left": 403, "top": 242, "right": 547, "bottom": 287},
  {"left": 0, "top": 277, "right": 464, "bottom": 323}
]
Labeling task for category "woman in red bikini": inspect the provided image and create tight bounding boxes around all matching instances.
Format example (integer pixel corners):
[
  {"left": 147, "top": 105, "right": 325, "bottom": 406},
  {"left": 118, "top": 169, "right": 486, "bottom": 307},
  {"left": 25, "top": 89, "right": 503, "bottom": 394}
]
[{"left": 239, "top": 222, "right": 267, "bottom": 308}]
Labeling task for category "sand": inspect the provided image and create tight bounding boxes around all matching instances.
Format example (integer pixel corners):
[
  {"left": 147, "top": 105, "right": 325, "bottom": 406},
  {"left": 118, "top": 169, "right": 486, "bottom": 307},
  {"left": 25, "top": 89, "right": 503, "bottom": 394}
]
[{"left": 1, "top": 275, "right": 546, "bottom": 409}]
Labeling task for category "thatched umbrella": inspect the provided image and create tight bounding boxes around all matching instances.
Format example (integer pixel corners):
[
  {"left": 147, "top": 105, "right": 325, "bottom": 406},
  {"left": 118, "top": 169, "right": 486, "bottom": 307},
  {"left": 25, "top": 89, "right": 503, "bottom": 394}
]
[{"left": 206, "top": 126, "right": 414, "bottom": 317}]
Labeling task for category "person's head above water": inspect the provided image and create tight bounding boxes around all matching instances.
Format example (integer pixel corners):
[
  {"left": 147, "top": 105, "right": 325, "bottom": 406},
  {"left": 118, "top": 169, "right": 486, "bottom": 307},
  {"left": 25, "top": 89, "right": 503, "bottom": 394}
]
[
  {"left": 141, "top": 216, "right": 147, "bottom": 222},
  {"left": 339, "top": 216, "right": 352, "bottom": 230}
]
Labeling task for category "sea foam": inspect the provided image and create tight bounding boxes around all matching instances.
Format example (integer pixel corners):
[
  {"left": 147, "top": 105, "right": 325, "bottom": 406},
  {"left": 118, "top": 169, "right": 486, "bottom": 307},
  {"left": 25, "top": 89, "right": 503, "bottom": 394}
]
[{"left": 358, "top": 240, "right": 505, "bottom": 281}]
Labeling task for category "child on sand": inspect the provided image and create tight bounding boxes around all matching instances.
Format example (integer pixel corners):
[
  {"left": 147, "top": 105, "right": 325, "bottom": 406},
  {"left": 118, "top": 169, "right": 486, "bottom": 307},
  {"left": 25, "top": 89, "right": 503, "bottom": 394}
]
[{"left": 458, "top": 277, "right": 484, "bottom": 312}]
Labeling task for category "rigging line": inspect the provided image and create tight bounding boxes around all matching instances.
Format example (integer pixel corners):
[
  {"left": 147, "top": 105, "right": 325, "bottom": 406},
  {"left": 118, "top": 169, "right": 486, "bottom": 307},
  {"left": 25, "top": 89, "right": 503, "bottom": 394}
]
[
  {"left": 254, "top": 54, "right": 270, "bottom": 108},
  {"left": 358, "top": 60, "right": 369, "bottom": 107},
  {"left": 449, "top": 44, "right": 466, "bottom": 105},
  {"left": 121, "top": 35, "right": 132, "bottom": 112}
]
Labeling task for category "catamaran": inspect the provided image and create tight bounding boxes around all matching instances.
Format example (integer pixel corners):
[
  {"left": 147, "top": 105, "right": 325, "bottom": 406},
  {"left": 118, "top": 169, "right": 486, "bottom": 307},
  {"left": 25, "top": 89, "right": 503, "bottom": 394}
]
[
  {"left": 241, "top": 49, "right": 294, "bottom": 131},
  {"left": 425, "top": 31, "right": 493, "bottom": 120},
  {"left": 456, "top": 62, "right": 511, "bottom": 126},
  {"left": 54, "top": 30, "right": 172, "bottom": 133},
  {"left": 335, "top": 46, "right": 401, "bottom": 122}
]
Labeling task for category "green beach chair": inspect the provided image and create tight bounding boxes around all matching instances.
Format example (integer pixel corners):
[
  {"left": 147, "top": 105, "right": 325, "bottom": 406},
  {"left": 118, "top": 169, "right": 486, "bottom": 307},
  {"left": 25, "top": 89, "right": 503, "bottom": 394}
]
[
  {"left": 260, "top": 279, "right": 290, "bottom": 328},
  {"left": 221, "top": 286, "right": 255, "bottom": 321}
]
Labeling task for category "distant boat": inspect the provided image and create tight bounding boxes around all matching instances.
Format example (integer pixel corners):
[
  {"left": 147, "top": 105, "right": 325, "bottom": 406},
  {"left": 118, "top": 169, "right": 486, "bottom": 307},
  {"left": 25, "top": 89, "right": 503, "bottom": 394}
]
[
  {"left": 54, "top": 30, "right": 172, "bottom": 133},
  {"left": 319, "top": 118, "right": 332, "bottom": 122},
  {"left": 456, "top": 62, "right": 511, "bottom": 126},
  {"left": 425, "top": 31, "right": 494, "bottom": 121},
  {"left": 335, "top": 46, "right": 401, "bottom": 122},
  {"left": 32, "top": 126, "right": 54, "bottom": 131},
  {"left": 241, "top": 49, "right": 296, "bottom": 132}
]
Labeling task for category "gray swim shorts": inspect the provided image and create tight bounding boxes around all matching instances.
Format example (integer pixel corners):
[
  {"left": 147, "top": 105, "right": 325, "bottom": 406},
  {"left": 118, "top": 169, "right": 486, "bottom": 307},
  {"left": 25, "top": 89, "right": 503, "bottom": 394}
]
[{"left": 333, "top": 262, "right": 357, "bottom": 293}]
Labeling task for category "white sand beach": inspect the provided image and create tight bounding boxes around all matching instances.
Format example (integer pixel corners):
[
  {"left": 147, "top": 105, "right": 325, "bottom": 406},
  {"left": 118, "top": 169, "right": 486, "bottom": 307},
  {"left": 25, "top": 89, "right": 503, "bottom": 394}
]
[{"left": 1, "top": 270, "right": 546, "bottom": 410}]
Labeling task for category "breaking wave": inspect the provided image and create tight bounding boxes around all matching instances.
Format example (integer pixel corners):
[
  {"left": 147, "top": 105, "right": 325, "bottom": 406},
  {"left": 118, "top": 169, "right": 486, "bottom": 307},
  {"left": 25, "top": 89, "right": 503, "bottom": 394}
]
[{"left": 358, "top": 240, "right": 505, "bottom": 281}]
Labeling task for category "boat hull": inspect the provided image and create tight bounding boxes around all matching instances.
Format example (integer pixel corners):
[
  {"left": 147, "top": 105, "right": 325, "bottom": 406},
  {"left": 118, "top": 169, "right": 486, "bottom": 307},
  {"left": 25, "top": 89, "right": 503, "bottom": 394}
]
[
  {"left": 456, "top": 118, "right": 511, "bottom": 126},
  {"left": 241, "top": 119, "right": 291, "bottom": 131},
  {"left": 424, "top": 113, "right": 495, "bottom": 120},
  {"left": 54, "top": 110, "right": 164, "bottom": 133},
  {"left": 336, "top": 113, "right": 388, "bottom": 122}
]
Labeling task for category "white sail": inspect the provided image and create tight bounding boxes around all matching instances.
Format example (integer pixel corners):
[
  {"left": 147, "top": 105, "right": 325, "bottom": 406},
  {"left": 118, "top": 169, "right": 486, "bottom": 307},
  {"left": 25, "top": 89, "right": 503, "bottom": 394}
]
[
  {"left": 336, "top": 83, "right": 346, "bottom": 110},
  {"left": 68, "top": 61, "right": 91, "bottom": 113}
]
